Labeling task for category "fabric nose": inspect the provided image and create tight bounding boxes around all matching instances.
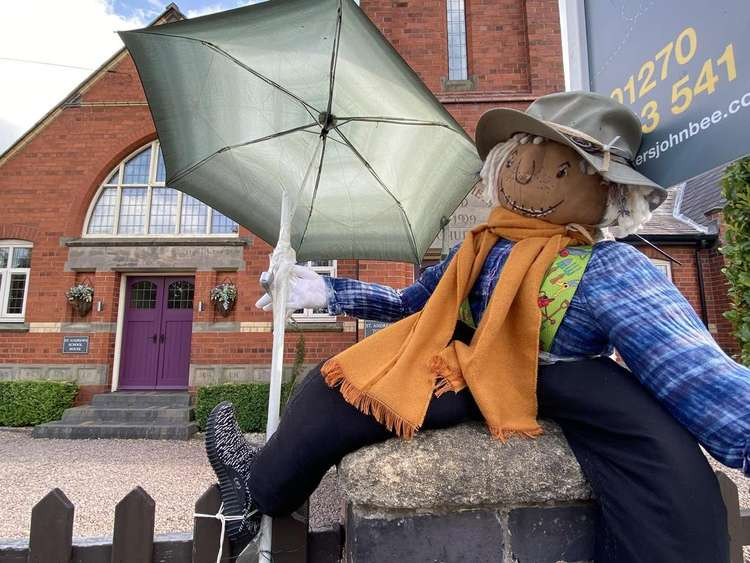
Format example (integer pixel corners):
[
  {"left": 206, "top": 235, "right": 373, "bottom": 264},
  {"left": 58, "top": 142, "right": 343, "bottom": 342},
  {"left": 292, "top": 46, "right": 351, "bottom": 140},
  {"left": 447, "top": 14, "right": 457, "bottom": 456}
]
[{"left": 515, "top": 157, "right": 535, "bottom": 184}]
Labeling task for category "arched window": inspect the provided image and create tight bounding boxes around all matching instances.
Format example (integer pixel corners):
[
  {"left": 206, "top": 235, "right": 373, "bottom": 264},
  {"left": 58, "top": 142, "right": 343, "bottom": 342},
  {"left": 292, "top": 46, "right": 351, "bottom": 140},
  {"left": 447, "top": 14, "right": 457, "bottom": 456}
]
[{"left": 84, "top": 141, "right": 238, "bottom": 237}]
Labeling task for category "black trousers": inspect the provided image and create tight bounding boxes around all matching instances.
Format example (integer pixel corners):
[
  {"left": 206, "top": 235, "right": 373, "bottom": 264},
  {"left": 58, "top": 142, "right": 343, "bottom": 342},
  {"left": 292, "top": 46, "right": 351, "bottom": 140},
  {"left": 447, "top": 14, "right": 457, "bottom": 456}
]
[{"left": 250, "top": 352, "right": 729, "bottom": 562}]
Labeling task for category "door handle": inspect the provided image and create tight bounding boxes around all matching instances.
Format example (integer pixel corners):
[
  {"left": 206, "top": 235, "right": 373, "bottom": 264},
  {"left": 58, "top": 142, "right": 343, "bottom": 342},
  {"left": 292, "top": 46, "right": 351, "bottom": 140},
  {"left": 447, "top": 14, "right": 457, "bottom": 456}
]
[
  {"left": 151, "top": 334, "right": 157, "bottom": 343},
  {"left": 160, "top": 334, "right": 166, "bottom": 344}
]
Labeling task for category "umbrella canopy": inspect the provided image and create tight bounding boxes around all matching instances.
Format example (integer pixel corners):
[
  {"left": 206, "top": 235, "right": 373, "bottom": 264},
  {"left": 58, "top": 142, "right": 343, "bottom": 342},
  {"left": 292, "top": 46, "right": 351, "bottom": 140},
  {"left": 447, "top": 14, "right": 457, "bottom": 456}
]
[{"left": 119, "top": 0, "right": 481, "bottom": 264}]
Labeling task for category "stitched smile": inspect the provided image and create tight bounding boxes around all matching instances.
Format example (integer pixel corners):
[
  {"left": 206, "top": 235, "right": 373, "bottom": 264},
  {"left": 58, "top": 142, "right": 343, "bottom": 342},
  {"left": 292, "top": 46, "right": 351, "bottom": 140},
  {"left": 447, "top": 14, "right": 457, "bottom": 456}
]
[{"left": 499, "top": 180, "right": 564, "bottom": 217}]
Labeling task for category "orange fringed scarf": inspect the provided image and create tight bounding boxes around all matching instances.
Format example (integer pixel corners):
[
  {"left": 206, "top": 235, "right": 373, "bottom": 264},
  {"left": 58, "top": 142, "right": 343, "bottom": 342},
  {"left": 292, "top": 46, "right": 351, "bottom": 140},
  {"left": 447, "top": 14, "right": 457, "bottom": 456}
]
[{"left": 321, "top": 206, "right": 592, "bottom": 440}]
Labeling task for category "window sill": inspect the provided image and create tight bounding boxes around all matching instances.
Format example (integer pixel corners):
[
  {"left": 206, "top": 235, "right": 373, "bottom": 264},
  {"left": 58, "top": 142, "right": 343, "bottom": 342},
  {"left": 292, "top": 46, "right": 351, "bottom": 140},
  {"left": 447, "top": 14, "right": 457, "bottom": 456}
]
[
  {"left": 441, "top": 75, "right": 478, "bottom": 92},
  {"left": 0, "top": 322, "right": 29, "bottom": 332},
  {"left": 64, "top": 237, "right": 251, "bottom": 247},
  {"left": 285, "top": 321, "right": 343, "bottom": 332}
]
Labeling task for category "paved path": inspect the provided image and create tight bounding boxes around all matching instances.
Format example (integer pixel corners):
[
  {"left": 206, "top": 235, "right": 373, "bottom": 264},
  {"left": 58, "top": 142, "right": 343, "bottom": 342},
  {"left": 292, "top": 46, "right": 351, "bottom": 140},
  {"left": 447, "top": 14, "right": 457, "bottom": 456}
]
[{"left": 0, "top": 429, "right": 341, "bottom": 540}]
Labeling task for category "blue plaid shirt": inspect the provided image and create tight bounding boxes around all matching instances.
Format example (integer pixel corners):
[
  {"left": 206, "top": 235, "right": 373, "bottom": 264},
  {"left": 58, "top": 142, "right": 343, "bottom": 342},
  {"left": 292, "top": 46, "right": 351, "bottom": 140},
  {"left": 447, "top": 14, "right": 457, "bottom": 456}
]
[{"left": 325, "top": 239, "right": 750, "bottom": 473}]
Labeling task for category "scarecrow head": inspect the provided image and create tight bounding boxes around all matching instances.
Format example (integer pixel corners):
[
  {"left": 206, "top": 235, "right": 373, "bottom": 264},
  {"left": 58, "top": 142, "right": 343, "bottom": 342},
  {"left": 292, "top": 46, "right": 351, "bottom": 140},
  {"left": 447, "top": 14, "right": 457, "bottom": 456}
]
[{"left": 475, "top": 91, "right": 667, "bottom": 236}]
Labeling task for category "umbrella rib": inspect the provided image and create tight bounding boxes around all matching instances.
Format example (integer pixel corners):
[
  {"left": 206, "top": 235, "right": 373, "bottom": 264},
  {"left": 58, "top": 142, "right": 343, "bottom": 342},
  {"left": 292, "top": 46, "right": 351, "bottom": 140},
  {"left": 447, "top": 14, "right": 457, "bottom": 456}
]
[
  {"left": 166, "top": 121, "right": 319, "bottom": 184},
  {"left": 336, "top": 116, "right": 458, "bottom": 132},
  {"left": 300, "top": 129, "right": 348, "bottom": 147},
  {"left": 334, "top": 128, "right": 420, "bottom": 262},
  {"left": 127, "top": 30, "right": 322, "bottom": 115},
  {"left": 297, "top": 134, "right": 329, "bottom": 250},
  {"left": 325, "top": 0, "right": 343, "bottom": 117}
]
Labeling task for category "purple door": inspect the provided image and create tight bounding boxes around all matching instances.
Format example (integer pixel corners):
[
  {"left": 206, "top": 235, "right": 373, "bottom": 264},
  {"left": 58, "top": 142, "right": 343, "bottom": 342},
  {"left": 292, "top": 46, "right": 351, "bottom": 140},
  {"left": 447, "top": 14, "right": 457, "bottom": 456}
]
[{"left": 119, "top": 276, "right": 194, "bottom": 390}]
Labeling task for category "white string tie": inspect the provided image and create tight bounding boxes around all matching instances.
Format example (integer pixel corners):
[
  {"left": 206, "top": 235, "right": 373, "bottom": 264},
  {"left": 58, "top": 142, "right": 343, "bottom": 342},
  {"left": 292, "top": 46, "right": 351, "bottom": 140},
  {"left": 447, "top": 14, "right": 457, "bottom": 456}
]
[{"left": 194, "top": 502, "right": 257, "bottom": 563}]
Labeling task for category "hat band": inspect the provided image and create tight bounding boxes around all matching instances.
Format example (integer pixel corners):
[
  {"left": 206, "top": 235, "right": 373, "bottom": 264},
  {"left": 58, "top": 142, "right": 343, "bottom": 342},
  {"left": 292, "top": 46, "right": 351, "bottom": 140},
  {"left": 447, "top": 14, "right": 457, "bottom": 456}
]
[{"left": 542, "top": 121, "right": 632, "bottom": 172}]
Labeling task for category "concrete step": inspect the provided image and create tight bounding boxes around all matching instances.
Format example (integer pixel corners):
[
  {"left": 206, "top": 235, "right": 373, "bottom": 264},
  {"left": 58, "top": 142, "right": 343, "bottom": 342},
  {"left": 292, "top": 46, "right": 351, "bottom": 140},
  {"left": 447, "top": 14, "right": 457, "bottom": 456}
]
[
  {"left": 91, "top": 391, "right": 193, "bottom": 408},
  {"left": 61, "top": 405, "right": 195, "bottom": 424},
  {"left": 32, "top": 421, "right": 198, "bottom": 440}
]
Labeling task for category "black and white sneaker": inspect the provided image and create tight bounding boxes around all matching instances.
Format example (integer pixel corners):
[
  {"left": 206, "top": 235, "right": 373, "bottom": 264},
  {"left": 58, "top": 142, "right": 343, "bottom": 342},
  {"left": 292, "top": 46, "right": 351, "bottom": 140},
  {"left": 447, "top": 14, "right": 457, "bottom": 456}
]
[{"left": 205, "top": 401, "right": 262, "bottom": 545}]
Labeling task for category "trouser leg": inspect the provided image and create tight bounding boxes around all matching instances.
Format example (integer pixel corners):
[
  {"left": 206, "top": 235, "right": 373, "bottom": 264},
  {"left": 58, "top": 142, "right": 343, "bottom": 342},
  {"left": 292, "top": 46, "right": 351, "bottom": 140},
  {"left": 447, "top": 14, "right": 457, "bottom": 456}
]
[
  {"left": 538, "top": 356, "right": 729, "bottom": 563},
  {"left": 249, "top": 361, "right": 483, "bottom": 516}
]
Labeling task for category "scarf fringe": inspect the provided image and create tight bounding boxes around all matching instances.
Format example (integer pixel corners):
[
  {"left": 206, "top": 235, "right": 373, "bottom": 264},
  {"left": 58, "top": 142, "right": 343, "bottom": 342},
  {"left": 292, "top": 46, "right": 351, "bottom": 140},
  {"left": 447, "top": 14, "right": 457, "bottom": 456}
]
[
  {"left": 322, "top": 359, "right": 418, "bottom": 439},
  {"left": 429, "top": 355, "right": 466, "bottom": 397},
  {"left": 487, "top": 423, "right": 544, "bottom": 443}
]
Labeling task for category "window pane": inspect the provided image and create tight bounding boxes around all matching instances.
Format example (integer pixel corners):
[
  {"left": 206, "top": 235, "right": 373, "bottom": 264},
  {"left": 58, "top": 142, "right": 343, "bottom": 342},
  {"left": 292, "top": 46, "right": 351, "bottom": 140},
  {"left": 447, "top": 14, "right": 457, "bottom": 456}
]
[
  {"left": 104, "top": 170, "right": 119, "bottom": 185},
  {"left": 180, "top": 195, "right": 208, "bottom": 234},
  {"left": 130, "top": 281, "right": 157, "bottom": 309},
  {"left": 11, "top": 248, "right": 31, "bottom": 268},
  {"left": 122, "top": 149, "right": 151, "bottom": 184},
  {"left": 211, "top": 210, "right": 238, "bottom": 234},
  {"left": 6, "top": 273, "right": 26, "bottom": 314},
  {"left": 167, "top": 280, "right": 194, "bottom": 309},
  {"left": 118, "top": 187, "right": 147, "bottom": 234},
  {"left": 88, "top": 188, "right": 117, "bottom": 234},
  {"left": 0, "top": 248, "right": 7, "bottom": 268},
  {"left": 155, "top": 148, "right": 166, "bottom": 182},
  {"left": 149, "top": 187, "right": 178, "bottom": 234}
]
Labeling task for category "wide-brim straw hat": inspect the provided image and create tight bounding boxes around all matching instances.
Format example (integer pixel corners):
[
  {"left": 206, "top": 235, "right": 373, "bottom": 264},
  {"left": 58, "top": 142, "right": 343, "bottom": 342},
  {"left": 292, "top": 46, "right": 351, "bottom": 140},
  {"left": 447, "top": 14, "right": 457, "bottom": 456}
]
[{"left": 475, "top": 91, "right": 667, "bottom": 210}]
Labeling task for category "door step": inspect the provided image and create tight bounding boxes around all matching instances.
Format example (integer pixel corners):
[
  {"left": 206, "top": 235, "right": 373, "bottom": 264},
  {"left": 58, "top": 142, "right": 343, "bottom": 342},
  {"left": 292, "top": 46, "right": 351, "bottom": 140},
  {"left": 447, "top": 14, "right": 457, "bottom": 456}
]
[{"left": 32, "top": 391, "right": 197, "bottom": 440}]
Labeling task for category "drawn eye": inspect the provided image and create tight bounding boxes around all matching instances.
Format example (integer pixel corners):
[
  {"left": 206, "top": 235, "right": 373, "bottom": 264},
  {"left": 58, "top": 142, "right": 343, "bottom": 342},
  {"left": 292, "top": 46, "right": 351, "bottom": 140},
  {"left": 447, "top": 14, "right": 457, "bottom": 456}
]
[
  {"left": 506, "top": 152, "right": 516, "bottom": 168},
  {"left": 556, "top": 164, "right": 570, "bottom": 178}
]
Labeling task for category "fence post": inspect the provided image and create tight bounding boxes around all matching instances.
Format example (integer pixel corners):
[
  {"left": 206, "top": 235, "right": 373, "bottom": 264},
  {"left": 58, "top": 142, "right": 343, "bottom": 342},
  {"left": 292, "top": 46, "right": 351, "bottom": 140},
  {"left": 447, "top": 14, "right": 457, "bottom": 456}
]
[
  {"left": 193, "top": 485, "right": 229, "bottom": 563},
  {"left": 716, "top": 470, "right": 744, "bottom": 563},
  {"left": 28, "top": 488, "right": 74, "bottom": 563},
  {"left": 111, "top": 486, "right": 155, "bottom": 563}
]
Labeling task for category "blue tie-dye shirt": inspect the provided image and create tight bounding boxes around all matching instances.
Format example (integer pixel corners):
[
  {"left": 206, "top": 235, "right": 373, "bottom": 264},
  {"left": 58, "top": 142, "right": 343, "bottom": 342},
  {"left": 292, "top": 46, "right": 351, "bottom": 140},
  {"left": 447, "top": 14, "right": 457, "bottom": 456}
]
[{"left": 324, "top": 239, "right": 750, "bottom": 474}]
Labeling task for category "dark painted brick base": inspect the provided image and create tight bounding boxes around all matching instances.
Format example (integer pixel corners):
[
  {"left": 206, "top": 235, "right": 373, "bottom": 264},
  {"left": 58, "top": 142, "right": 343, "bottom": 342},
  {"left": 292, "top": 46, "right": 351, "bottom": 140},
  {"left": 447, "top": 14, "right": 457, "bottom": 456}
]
[
  {"left": 346, "top": 505, "right": 505, "bottom": 563},
  {"left": 345, "top": 502, "right": 596, "bottom": 563},
  {"left": 508, "top": 505, "right": 596, "bottom": 562}
]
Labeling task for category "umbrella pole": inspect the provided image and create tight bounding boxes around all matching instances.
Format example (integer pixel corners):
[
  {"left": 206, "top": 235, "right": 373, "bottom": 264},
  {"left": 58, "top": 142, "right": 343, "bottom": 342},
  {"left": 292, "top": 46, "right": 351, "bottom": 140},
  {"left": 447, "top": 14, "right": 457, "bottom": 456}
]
[{"left": 257, "top": 188, "right": 295, "bottom": 560}]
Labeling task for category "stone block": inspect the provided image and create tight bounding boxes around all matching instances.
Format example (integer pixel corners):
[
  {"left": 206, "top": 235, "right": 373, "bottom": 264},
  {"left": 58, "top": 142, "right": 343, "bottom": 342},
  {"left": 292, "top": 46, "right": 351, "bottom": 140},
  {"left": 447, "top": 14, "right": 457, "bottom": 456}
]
[{"left": 339, "top": 421, "right": 591, "bottom": 509}]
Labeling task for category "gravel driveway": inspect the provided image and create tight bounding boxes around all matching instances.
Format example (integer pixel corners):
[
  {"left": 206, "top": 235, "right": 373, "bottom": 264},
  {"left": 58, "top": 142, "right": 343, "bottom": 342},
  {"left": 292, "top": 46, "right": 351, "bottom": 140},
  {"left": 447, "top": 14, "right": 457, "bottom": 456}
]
[
  {"left": 1, "top": 427, "right": 748, "bottom": 556},
  {"left": 0, "top": 429, "right": 342, "bottom": 540}
]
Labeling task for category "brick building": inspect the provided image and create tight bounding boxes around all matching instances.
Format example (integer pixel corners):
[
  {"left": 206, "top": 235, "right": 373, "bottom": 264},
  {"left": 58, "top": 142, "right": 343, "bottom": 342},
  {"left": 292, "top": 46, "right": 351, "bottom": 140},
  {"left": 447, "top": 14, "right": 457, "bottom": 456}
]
[{"left": 0, "top": 1, "right": 738, "bottom": 417}]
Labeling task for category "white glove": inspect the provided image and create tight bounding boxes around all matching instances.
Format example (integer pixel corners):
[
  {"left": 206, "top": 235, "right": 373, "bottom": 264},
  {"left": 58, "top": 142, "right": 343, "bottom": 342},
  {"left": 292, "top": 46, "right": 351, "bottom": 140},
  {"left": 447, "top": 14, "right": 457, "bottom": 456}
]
[{"left": 254, "top": 265, "right": 329, "bottom": 312}]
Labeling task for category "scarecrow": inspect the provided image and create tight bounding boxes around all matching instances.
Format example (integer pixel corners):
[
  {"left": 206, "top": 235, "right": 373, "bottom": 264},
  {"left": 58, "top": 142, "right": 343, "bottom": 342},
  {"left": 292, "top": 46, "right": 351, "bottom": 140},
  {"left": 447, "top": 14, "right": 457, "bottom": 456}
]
[{"left": 205, "top": 92, "right": 747, "bottom": 561}]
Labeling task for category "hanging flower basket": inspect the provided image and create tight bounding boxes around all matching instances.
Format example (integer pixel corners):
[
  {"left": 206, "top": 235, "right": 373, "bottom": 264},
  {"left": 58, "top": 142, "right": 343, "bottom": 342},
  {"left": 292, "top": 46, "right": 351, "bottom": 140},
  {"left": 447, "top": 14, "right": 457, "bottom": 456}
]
[
  {"left": 210, "top": 280, "right": 238, "bottom": 317},
  {"left": 66, "top": 282, "right": 94, "bottom": 317}
]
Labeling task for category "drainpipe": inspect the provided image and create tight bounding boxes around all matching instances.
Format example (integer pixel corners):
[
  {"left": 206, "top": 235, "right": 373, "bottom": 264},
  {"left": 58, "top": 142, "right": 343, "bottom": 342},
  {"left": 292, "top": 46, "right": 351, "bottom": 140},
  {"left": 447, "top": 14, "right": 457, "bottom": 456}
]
[{"left": 695, "top": 240, "right": 709, "bottom": 327}]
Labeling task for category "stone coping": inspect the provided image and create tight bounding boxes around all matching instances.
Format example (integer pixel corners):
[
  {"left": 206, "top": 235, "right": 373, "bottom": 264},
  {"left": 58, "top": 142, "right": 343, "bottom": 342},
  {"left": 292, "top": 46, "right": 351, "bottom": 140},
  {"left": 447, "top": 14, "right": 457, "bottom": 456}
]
[{"left": 338, "top": 420, "right": 592, "bottom": 511}]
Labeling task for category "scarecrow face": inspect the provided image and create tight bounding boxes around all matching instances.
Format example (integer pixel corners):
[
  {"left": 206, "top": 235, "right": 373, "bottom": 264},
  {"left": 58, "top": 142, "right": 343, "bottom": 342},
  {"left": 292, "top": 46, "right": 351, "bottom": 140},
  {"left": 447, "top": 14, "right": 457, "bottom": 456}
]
[{"left": 495, "top": 140, "right": 608, "bottom": 225}]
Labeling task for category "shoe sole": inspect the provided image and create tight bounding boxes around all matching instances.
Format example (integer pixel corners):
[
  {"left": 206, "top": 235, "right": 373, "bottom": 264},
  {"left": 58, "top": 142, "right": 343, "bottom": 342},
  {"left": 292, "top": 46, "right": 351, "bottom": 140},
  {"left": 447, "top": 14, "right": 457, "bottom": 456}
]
[{"left": 205, "top": 401, "right": 249, "bottom": 540}]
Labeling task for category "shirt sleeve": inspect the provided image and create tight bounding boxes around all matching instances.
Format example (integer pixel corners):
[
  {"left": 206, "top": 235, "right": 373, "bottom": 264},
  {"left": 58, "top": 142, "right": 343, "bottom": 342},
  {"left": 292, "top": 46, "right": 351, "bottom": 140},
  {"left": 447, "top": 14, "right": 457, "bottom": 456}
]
[
  {"left": 582, "top": 241, "right": 750, "bottom": 473},
  {"left": 324, "top": 244, "right": 460, "bottom": 322}
]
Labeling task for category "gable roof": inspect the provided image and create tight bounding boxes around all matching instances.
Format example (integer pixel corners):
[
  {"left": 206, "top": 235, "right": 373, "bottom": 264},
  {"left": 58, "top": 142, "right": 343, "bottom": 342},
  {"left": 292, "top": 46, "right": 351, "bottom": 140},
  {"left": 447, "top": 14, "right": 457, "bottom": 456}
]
[
  {"left": 0, "top": 4, "right": 186, "bottom": 168},
  {"left": 637, "top": 186, "right": 706, "bottom": 237},
  {"left": 674, "top": 164, "right": 728, "bottom": 232}
]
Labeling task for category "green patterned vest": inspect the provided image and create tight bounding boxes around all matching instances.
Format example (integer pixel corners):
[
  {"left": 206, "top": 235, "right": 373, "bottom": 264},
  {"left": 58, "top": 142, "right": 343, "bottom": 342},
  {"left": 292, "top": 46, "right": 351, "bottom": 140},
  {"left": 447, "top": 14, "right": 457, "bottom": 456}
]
[{"left": 458, "top": 246, "right": 593, "bottom": 352}]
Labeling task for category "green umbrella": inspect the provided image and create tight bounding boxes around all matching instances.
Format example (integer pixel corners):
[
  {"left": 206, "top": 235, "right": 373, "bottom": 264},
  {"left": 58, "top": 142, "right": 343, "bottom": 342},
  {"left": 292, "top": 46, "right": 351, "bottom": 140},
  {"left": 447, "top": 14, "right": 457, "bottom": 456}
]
[{"left": 119, "top": 0, "right": 480, "bottom": 553}]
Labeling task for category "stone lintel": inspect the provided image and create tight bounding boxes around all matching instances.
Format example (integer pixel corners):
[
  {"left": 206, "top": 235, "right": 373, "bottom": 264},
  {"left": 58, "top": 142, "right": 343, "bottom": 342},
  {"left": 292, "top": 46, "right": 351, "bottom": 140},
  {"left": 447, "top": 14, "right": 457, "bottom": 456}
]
[{"left": 65, "top": 244, "right": 246, "bottom": 272}]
